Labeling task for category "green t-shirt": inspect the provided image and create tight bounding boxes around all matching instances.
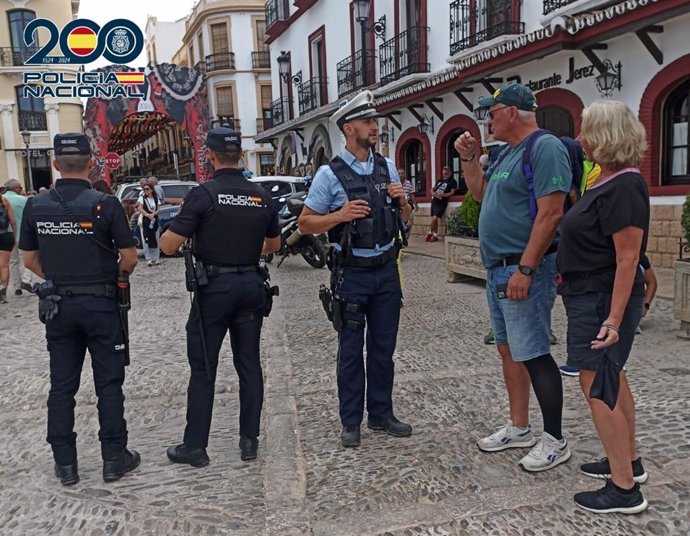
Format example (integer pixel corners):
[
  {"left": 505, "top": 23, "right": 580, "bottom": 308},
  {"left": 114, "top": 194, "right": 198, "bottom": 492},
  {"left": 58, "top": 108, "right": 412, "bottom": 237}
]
[
  {"left": 479, "top": 134, "right": 572, "bottom": 268},
  {"left": 4, "top": 191, "right": 26, "bottom": 235}
]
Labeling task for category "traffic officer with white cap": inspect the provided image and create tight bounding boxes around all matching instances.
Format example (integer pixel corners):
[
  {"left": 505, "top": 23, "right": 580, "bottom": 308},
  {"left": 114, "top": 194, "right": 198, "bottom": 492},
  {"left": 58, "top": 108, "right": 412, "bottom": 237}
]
[{"left": 299, "top": 90, "right": 413, "bottom": 448}]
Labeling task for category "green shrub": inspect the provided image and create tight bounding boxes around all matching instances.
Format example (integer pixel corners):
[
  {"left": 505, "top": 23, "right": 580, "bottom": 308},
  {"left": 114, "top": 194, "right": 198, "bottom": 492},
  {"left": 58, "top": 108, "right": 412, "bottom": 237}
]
[
  {"left": 682, "top": 193, "right": 690, "bottom": 245},
  {"left": 447, "top": 191, "right": 481, "bottom": 238}
]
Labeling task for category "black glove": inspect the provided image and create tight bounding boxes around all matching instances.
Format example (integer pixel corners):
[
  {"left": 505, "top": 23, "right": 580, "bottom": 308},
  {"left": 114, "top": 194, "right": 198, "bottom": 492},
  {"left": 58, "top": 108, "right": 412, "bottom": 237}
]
[{"left": 38, "top": 294, "right": 61, "bottom": 324}]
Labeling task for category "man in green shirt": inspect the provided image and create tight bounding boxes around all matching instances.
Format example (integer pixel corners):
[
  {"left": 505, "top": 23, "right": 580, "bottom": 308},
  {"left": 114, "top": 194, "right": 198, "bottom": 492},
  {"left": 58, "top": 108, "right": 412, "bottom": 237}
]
[{"left": 3, "top": 179, "right": 34, "bottom": 295}]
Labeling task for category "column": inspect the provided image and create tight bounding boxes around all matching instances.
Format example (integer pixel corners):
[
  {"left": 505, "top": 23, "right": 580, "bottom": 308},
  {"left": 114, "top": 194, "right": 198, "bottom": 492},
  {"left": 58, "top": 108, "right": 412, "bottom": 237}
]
[
  {"left": 44, "top": 100, "right": 60, "bottom": 182},
  {"left": 0, "top": 102, "right": 20, "bottom": 181}
]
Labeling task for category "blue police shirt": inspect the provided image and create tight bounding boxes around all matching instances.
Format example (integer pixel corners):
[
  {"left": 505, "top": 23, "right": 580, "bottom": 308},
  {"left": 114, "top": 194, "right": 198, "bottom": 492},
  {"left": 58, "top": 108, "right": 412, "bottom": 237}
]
[{"left": 305, "top": 148, "right": 401, "bottom": 258}]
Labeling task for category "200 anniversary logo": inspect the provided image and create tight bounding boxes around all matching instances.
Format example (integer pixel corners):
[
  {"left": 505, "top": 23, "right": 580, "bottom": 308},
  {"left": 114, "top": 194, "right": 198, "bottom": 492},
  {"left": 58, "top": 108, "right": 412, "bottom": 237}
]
[{"left": 22, "top": 18, "right": 146, "bottom": 99}]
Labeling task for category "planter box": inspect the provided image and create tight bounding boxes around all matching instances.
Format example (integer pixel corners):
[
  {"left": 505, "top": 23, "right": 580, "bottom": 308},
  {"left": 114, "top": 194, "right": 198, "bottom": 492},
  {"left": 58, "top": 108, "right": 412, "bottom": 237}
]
[
  {"left": 673, "top": 259, "right": 690, "bottom": 339},
  {"left": 445, "top": 236, "right": 486, "bottom": 282}
]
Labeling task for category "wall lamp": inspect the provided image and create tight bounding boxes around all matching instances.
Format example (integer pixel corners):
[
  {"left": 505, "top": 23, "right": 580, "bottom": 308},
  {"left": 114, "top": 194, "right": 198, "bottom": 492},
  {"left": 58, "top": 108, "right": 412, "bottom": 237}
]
[{"left": 418, "top": 114, "right": 434, "bottom": 135}]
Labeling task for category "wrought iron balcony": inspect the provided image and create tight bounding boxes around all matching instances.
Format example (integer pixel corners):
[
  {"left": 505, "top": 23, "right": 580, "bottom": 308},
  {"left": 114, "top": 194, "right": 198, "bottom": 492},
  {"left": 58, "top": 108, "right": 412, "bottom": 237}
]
[
  {"left": 0, "top": 47, "right": 38, "bottom": 67},
  {"left": 379, "top": 26, "right": 430, "bottom": 86},
  {"left": 543, "top": 0, "right": 578, "bottom": 15},
  {"left": 271, "top": 97, "right": 292, "bottom": 127},
  {"left": 449, "top": 0, "right": 524, "bottom": 55},
  {"left": 256, "top": 117, "right": 274, "bottom": 133},
  {"left": 18, "top": 111, "right": 47, "bottom": 131},
  {"left": 337, "top": 49, "right": 377, "bottom": 98},
  {"left": 265, "top": 0, "right": 289, "bottom": 30},
  {"left": 215, "top": 116, "right": 241, "bottom": 131},
  {"left": 252, "top": 51, "right": 270, "bottom": 69},
  {"left": 297, "top": 77, "right": 328, "bottom": 115},
  {"left": 205, "top": 52, "right": 235, "bottom": 72}
]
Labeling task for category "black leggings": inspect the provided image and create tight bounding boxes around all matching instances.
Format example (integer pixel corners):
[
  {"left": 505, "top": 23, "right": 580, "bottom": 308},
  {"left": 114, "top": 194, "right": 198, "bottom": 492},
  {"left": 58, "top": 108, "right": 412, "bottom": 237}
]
[{"left": 523, "top": 353, "right": 563, "bottom": 440}]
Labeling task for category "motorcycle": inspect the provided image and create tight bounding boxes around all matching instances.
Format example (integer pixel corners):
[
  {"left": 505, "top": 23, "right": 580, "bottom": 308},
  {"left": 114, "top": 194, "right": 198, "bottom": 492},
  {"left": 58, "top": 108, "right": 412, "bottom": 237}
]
[{"left": 264, "top": 191, "right": 328, "bottom": 269}]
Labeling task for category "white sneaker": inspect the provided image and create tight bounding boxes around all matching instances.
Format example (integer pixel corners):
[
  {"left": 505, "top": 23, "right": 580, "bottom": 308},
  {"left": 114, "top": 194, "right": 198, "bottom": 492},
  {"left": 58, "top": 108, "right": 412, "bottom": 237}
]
[
  {"left": 477, "top": 421, "right": 537, "bottom": 452},
  {"left": 518, "top": 432, "right": 571, "bottom": 472}
]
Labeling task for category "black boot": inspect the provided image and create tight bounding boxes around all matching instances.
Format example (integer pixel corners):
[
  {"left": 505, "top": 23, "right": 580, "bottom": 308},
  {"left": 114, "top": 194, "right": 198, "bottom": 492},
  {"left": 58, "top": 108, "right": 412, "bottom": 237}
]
[
  {"left": 367, "top": 416, "right": 412, "bottom": 437},
  {"left": 340, "top": 425, "right": 361, "bottom": 448},
  {"left": 239, "top": 437, "right": 259, "bottom": 461},
  {"left": 103, "top": 449, "right": 141, "bottom": 482},
  {"left": 54, "top": 461, "right": 79, "bottom": 486},
  {"left": 166, "top": 443, "right": 210, "bottom": 467}
]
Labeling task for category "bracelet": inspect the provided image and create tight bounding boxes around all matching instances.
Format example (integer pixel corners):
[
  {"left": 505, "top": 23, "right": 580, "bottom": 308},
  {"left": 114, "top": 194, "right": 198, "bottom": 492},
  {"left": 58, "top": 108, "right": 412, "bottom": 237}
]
[
  {"left": 460, "top": 155, "right": 475, "bottom": 162},
  {"left": 602, "top": 323, "right": 619, "bottom": 333},
  {"left": 644, "top": 302, "right": 650, "bottom": 310}
]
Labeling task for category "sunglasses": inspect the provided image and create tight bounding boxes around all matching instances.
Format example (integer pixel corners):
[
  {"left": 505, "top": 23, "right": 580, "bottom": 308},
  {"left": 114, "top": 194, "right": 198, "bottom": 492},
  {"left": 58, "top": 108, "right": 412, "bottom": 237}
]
[{"left": 488, "top": 105, "right": 513, "bottom": 119}]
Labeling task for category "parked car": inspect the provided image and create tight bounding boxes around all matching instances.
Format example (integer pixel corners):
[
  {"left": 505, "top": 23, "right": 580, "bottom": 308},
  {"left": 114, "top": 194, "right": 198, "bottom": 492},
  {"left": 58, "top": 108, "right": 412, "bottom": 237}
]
[{"left": 117, "top": 180, "right": 197, "bottom": 219}]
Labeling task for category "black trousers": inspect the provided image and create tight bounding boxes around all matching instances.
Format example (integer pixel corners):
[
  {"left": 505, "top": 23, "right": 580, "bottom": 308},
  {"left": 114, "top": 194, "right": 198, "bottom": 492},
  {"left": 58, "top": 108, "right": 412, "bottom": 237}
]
[
  {"left": 183, "top": 271, "right": 265, "bottom": 449},
  {"left": 335, "top": 259, "right": 402, "bottom": 426},
  {"left": 45, "top": 296, "right": 128, "bottom": 465}
]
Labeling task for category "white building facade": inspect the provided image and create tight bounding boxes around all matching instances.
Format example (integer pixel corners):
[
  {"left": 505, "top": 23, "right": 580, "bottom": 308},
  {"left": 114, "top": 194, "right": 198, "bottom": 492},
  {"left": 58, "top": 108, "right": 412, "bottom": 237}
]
[
  {"left": 256, "top": 0, "right": 690, "bottom": 268},
  {"left": 182, "top": 0, "right": 275, "bottom": 175}
]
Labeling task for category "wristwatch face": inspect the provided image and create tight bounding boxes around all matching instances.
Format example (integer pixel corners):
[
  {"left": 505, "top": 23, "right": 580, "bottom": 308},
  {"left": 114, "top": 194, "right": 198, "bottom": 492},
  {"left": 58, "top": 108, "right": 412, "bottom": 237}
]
[{"left": 518, "top": 264, "right": 534, "bottom": 276}]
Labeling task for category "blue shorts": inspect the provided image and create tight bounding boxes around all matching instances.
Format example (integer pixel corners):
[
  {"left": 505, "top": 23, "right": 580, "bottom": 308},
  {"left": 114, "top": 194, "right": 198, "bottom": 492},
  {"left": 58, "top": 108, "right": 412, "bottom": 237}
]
[
  {"left": 563, "top": 292, "right": 642, "bottom": 371},
  {"left": 486, "top": 253, "right": 557, "bottom": 361}
]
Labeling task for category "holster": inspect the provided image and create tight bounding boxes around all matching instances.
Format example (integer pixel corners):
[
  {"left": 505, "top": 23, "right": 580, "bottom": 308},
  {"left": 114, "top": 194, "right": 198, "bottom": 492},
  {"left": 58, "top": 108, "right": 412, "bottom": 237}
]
[
  {"left": 332, "top": 295, "right": 364, "bottom": 333},
  {"left": 259, "top": 265, "right": 279, "bottom": 318},
  {"left": 194, "top": 261, "right": 210, "bottom": 288}
]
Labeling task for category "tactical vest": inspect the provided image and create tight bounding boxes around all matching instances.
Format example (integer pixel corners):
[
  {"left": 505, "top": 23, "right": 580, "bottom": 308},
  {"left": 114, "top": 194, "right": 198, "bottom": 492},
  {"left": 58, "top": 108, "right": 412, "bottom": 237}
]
[
  {"left": 192, "top": 172, "right": 271, "bottom": 266},
  {"left": 328, "top": 154, "right": 399, "bottom": 249},
  {"left": 31, "top": 189, "right": 118, "bottom": 285}
]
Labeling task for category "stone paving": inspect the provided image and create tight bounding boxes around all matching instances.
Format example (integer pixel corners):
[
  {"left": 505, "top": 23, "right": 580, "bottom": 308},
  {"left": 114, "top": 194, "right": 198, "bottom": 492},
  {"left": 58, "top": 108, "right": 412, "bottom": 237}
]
[{"left": 0, "top": 251, "right": 688, "bottom": 535}]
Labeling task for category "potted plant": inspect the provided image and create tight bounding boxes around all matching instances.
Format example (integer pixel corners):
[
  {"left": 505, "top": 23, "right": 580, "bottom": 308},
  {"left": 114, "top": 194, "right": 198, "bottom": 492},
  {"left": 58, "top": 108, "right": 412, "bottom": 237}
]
[
  {"left": 673, "top": 192, "right": 690, "bottom": 338},
  {"left": 445, "top": 191, "right": 486, "bottom": 281}
]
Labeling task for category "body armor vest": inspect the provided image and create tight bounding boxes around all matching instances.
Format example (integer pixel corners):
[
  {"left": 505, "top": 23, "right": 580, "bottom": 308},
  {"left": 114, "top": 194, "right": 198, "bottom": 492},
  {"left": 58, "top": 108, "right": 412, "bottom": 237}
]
[
  {"left": 31, "top": 189, "right": 118, "bottom": 285},
  {"left": 328, "top": 154, "right": 400, "bottom": 249},
  {"left": 192, "top": 173, "right": 272, "bottom": 266}
]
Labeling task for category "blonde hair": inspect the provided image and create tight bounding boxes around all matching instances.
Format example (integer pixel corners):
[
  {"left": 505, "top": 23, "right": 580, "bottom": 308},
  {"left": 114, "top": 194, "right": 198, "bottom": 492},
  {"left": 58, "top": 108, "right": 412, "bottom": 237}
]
[{"left": 580, "top": 100, "right": 647, "bottom": 169}]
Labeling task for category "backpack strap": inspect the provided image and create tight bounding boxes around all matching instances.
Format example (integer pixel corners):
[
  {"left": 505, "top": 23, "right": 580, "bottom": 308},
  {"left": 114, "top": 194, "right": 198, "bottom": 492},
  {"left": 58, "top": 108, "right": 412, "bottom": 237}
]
[{"left": 521, "top": 129, "right": 550, "bottom": 222}]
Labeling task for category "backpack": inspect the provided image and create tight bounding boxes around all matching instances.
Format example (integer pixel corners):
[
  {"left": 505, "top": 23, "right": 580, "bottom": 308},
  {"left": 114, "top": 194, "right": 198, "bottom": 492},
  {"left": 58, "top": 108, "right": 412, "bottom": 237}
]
[
  {"left": 0, "top": 198, "right": 9, "bottom": 230},
  {"left": 492, "top": 130, "right": 584, "bottom": 221}
]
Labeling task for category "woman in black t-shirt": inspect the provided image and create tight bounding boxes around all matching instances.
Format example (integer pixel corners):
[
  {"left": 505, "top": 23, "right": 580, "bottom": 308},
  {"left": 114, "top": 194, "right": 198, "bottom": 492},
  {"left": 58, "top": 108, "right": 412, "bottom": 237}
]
[{"left": 557, "top": 101, "right": 649, "bottom": 514}]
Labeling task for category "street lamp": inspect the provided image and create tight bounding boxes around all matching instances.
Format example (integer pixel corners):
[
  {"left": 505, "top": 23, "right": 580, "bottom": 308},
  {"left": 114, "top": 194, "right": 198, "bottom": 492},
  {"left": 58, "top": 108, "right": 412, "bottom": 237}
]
[
  {"left": 595, "top": 59, "right": 622, "bottom": 98},
  {"left": 353, "top": 0, "right": 386, "bottom": 87},
  {"left": 277, "top": 51, "right": 290, "bottom": 83},
  {"left": 20, "top": 130, "right": 33, "bottom": 191},
  {"left": 417, "top": 114, "right": 434, "bottom": 135}
]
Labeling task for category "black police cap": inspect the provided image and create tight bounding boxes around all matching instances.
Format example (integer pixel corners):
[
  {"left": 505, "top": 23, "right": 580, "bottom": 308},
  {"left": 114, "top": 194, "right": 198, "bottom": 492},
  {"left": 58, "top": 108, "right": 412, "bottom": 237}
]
[
  {"left": 53, "top": 133, "right": 92, "bottom": 156},
  {"left": 206, "top": 127, "right": 241, "bottom": 152}
]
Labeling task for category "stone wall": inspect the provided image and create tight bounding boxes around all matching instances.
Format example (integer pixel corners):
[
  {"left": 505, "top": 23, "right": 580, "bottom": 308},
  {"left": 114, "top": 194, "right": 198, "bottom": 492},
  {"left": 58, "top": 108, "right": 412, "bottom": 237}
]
[{"left": 411, "top": 203, "right": 686, "bottom": 269}]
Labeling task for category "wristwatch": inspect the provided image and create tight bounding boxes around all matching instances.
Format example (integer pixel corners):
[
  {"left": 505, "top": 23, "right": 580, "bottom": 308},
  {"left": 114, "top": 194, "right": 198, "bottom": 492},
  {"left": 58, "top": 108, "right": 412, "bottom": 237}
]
[
  {"left": 460, "top": 155, "right": 475, "bottom": 162},
  {"left": 517, "top": 264, "right": 534, "bottom": 276}
]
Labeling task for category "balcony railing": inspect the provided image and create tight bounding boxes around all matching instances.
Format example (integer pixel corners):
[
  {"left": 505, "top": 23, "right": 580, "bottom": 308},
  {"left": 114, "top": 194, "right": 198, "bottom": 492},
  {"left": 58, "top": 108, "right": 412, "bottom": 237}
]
[
  {"left": 256, "top": 117, "right": 274, "bottom": 133},
  {"left": 379, "top": 26, "right": 430, "bottom": 86},
  {"left": 543, "top": 0, "right": 578, "bottom": 15},
  {"left": 449, "top": 0, "right": 524, "bottom": 55},
  {"left": 297, "top": 77, "right": 328, "bottom": 115},
  {"left": 271, "top": 97, "right": 292, "bottom": 127},
  {"left": 215, "top": 116, "right": 241, "bottom": 131},
  {"left": 18, "top": 111, "right": 47, "bottom": 131},
  {"left": 265, "top": 0, "right": 289, "bottom": 30},
  {"left": 252, "top": 50, "right": 270, "bottom": 69},
  {"left": 0, "top": 47, "right": 38, "bottom": 67},
  {"left": 205, "top": 52, "right": 235, "bottom": 72},
  {"left": 337, "top": 49, "right": 377, "bottom": 98}
]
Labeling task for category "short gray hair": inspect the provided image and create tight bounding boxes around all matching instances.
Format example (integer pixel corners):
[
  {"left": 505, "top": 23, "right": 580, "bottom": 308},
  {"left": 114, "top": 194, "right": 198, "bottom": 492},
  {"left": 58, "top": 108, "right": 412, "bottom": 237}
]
[
  {"left": 55, "top": 155, "right": 91, "bottom": 173},
  {"left": 3, "top": 178, "right": 21, "bottom": 190},
  {"left": 517, "top": 110, "right": 537, "bottom": 122}
]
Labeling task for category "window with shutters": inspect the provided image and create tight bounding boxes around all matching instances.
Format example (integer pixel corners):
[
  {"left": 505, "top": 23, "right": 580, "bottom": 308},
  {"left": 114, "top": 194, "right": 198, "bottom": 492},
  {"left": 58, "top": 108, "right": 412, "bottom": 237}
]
[
  {"left": 216, "top": 86, "right": 234, "bottom": 117},
  {"left": 211, "top": 23, "right": 229, "bottom": 53}
]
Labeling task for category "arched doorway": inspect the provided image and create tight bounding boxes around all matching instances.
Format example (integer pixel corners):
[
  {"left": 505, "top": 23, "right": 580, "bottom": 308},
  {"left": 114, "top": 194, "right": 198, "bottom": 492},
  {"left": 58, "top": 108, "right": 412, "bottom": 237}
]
[
  {"left": 84, "top": 63, "right": 211, "bottom": 183},
  {"left": 314, "top": 146, "right": 327, "bottom": 168},
  {"left": 536, "top": 105, "right": 574, "bottom": 138},
  {"left": 403, "top": 139, "right": 425, "bottom": 195},
  {"left": 434, "top": 113, "right": 480, "bottom": 198},
  {"left": 279, "top": 136, "right": 294, "bottom": 175},
  {"left": 443, "top": 129, "right": 467, "bottom": 195}
]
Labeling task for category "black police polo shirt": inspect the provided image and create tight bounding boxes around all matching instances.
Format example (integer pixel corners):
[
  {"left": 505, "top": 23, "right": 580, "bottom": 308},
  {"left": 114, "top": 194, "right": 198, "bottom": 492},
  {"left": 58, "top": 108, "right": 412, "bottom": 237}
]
[
  {"left": 168, "top": 169, "right": 280, "bottom": 240},
  {"left": 19, "top": 179, "right": 135, "bottom": 252}
]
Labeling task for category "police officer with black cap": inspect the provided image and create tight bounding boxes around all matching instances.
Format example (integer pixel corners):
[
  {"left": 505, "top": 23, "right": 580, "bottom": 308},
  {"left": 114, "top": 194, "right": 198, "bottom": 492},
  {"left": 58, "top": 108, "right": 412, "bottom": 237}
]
[
  {"left": 19, "top": 133, "right": 140, "bottom": 486},
  {"left": 160, "top": 127, "right": 280, "bottom": 465},
  {"left": 299, "top": 90, "right": 413, "bottom": 448}
]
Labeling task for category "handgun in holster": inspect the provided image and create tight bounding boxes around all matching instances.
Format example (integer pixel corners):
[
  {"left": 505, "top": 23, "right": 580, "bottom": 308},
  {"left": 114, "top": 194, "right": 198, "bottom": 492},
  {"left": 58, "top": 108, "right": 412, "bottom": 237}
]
[
  {"left": 259, "top": 265, "right": 279, "bottom": 317},
  {"left": 117, "top": 273, "right": 131, "bottom": 366}
]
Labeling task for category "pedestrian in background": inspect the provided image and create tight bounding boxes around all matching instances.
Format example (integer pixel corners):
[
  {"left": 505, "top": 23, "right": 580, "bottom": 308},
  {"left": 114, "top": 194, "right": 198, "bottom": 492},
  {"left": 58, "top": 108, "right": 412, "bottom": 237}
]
[
  {"left": 137, "top": 181, "right": 161, "bottom": 266},
  {"left": 92, "top": 179, "right": 115, "bottom": 196},
  {"left": 3, "top": 179, "right": 34, "bottom": 296},
  {"left": 0, "top": 192, "right": 17, "bottom": 303},
  {"left": 557, "top": 101, "right": 649, "bottom": 514},
  {"left": 425, "top": 166, "right": 457, "bottom": 242},
  {"left": 456, "top": 82, "right": 571, "bottom": 472}
]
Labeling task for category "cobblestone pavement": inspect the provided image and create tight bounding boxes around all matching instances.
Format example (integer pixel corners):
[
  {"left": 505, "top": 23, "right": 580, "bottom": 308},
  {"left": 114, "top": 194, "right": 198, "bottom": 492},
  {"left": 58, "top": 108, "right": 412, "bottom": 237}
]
[{"left": 0, "top": 252, "right": 688, "bottom": 535}]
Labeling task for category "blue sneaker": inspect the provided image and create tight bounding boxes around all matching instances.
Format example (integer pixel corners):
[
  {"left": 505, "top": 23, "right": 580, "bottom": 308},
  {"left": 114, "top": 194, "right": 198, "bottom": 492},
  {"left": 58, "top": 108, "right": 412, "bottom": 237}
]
[{"left": 559, "top": 364, "right": 580, "bottom": 377}]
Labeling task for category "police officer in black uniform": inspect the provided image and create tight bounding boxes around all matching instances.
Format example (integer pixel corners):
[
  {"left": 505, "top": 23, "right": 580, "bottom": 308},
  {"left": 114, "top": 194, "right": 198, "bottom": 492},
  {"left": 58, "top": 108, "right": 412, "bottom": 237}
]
[
  {"left": 299, "top": 91, "right": 413, "bottom": 448},
  {"left": 160, "top": 127, "right": 280, "bottom": 464},
  {"left": 19, "top": 133, "right": 140, "bottom": 486}
]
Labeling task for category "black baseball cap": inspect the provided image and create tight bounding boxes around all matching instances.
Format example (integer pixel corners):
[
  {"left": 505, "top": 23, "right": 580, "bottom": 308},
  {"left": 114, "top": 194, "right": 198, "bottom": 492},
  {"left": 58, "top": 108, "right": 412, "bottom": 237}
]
[
  {"left": 53, "top": 133, "right": 92, "bottom": 156},
  {"left": 478, "top": 82, "right": 537, "bottom": 112},
  {"left": 206, "top": 127, "right": 242, "bottom": 151}
]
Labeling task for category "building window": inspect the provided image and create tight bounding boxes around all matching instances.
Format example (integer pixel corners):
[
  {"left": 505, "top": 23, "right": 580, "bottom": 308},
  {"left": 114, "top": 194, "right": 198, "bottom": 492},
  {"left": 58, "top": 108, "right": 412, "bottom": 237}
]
[
  {"left": 536, "top": 106, "right": 574, "bottom": 138},
  {"left": 665, "top": 78, "right": 690, "bottom": 184},
  {"left": 211, "top": 23, "right": 229, "bottom": 54},
  {"left": 197, "top": 32, "right": 204, "bottom": 60},
  {"left": 216, "top": 86, "right": 234, "bottom": 117},
  {"left": 255, "top": 20, "right": 268, "bottom": 52},
  {"left": 189, "top": 43, "right": 194, "bottom": 65},
  {"left": 259, "top": 153, "right": 275, "bottom": 175},
  {"left": 15, "top": 85, "right": 46, "bottom": 131},
  {"left": 7, "top": 9, "right": 37, "bottom": 65}
]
